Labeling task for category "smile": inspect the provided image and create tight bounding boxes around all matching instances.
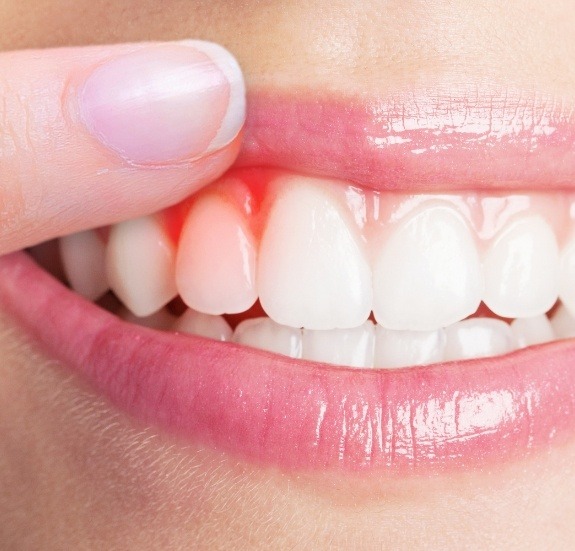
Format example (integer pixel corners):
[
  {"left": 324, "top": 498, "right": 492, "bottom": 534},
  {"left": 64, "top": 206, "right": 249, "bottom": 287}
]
[{"left": 2, "top": 85, "right": 575, "bottom": 473}]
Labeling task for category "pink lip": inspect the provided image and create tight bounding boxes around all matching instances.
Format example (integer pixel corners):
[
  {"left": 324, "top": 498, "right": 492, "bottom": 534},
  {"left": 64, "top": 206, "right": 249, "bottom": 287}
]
[
  {"left": 4, "top": 89, "right": 575, "bottom": 474},
  {"left": 238, "top": 89, "right": 575, "bottom": 191}
]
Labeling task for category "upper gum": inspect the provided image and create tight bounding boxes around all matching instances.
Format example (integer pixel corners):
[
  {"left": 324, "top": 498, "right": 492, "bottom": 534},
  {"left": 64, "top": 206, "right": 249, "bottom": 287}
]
[{"left": 161, "top": 167, "right": 573, "bottom": 248}]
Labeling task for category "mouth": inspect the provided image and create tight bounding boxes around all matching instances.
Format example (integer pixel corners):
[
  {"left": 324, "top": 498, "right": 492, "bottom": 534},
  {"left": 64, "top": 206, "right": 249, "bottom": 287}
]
[{"left": 2, "top": 85, "right": 575, "bottom": 474}]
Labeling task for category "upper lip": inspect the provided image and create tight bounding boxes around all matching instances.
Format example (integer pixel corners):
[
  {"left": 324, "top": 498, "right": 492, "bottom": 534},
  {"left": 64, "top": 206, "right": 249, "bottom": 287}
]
[
  {"left": 4, "top": 86, "right": 575, "bottom": 475},
  {"left": 237, "top": 87, "right": 575, "bottom": 191}
]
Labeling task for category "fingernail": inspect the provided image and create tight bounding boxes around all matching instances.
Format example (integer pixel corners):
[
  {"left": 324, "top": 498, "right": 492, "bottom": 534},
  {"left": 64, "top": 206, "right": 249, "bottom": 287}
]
[{"left": 79, "top": 41, "right": 245, "bottom": 165}]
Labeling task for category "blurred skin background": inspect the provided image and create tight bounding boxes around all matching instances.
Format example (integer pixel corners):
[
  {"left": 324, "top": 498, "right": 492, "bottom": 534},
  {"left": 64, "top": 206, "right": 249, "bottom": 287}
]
[{"left": 1, "top": 1, "right": 575, "bottom": 549}]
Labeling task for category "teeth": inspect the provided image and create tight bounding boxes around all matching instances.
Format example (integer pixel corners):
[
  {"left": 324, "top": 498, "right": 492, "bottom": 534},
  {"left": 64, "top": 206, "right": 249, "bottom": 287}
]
[
  {"left": 106, "top": 215, "right": 177, "bottom": 317},
  {"left": 234, "top": 317, "right": 302, "bottom": 358},
  {"left": 510, "top": 315, "right": 555, "bottom": 348},
  {"left": 176, "top": 194, "right": 258, "bottom": 315},
  {"left": 85, "top": 175, "right": 570, "bottom": 368},
  {"left": 559, "top": 237, "right": 575, "bottom": 316},
  {"left": 374, "top": 326, "right": 446, "bottom": 368},
  {"left": 373, "top": 204, "right": 482, "bottom": 331},
  {"left": 258, "top": 179, "right": 372, "bottom": 330},
  {"left": 173, "top": 309, "right": 233, "bottom": 341},
  {"left": 302, "top": 321, "right": 375, "bottom": 368},
  {"left": 444, "top": 318, "right": 516, "bottom": 361},
  {"left": 483, "top": 215, "right": 559, "bottom": 318},
  {"left": 118, "top": 307, "right": 177, "bottom": 330},
  {"left": 550, "top": 304, "right": 575, "bottom": 339},
  {"left": 59, "top": 230, "right": 108, "bottom": 300}
]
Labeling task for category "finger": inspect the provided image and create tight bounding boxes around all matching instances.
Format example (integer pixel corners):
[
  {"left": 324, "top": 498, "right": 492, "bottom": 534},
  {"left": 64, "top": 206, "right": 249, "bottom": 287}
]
[{"left": 0, "top": 41, "right": 245, "bottom": 254}]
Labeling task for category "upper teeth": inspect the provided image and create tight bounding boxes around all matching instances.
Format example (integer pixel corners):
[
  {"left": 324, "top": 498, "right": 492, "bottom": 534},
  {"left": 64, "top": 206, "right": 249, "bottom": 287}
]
[
  {"left": 258, "top": 178, "right": 372, "bottom": 330},
  {"left": 483, "top": 215, "right": 559, "bottom": 318},
  {"left": 105, "top": 216, "right": 177, "bottom": 317},
  {"left": 57, "top": 170, "right": 575, "bottom": 367},
  {"left": 175, "top": 192, "right": 258, "bottom": 316},
  {"left": 372, "top": 203, "right": 483, "bottom": 330}
]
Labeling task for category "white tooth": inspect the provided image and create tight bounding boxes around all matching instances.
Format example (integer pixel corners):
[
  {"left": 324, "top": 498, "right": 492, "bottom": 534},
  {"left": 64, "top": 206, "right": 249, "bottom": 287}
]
[
  {"left": 373, "top": 204, "right": 482, "bottom": 331},
  {"left": 258, "top": 180, "right": 372, "bottom": 330},
  {"left": 173, "top": 309, "right": 232, "bottom": 341},
  {"left": 233, "top": 317, "right": 302, "bottom": 358},
  {"left": 302, "top": 321, "right": 375, "bottom": 368},
  {"left": 118, "top": 308, "right": 176, "bottom": 330},
  {"left": 59, "top": 230, "right": 108, "bottom": 300},
  {"left": 483, "top": 215, "right": 559, "bottom": 318},
  {"left": 374, "top": 326, "right": 446, "bottom": 368},
  {"left": 510, "top": 315, "right": 555, "bottom": 348},
  {"left": 444, "top": 318, "right": 516, "bottom": 361},
  {"left": 550, "top": 304, "right": 575, "bottom": 339},
  {"left": 176, "top": 194, "right": 257, "bottom": 315},
  {"left": 558, "top": 237, "right": 575, "bottom": 316},
  {"left": 106, "top": 216, "right": 177, "bottom": 317}
]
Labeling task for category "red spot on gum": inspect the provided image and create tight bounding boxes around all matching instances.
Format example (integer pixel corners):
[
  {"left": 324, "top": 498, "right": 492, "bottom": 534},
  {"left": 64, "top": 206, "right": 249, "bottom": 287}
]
[{"left": 159, "top": 167, "right": 282, "bottom": 246}]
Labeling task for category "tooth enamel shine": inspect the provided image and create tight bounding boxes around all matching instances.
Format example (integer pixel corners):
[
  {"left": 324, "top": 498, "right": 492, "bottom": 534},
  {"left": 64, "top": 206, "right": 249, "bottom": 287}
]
[
  {"left": 234, "top": 317, "right": 302, "bottom": 358},
  {"left": 444, "top": 318, "right": 516, "bottom": 361},
  {"left": 176, "top": 194, "right": 258, "bottom": 315},
  {"left": 258, "top": 178, "right": 372, "bottom": 330},
  {"left": 106, "top": 215, "right": 177, "bottom": 317},
  {"left": 302, "top": 321, "right": 375, "bottom": 368},
  {"left": 373, "top": 204, "right": 483, "bottom": 331},
  {"left": 483, "top": 215, "right": 559, "bottom": 318}
]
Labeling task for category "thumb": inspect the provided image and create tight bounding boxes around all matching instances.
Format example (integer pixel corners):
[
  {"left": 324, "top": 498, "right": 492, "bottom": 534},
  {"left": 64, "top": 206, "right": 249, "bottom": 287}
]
[{"left": 0, "top": 40, "right": 245, "bottom": 254}]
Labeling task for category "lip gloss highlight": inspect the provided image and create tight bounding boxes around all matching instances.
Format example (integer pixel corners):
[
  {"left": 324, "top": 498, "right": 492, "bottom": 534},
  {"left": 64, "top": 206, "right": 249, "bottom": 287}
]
[{"left": 239, "top": 87, "right": 575, "bottom": 191}]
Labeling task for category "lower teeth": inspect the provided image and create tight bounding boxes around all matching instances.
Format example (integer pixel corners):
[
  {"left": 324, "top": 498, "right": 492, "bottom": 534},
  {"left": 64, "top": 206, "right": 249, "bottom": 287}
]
[{"left": 116, "top": 302, "right": 565, "bottom": 369}]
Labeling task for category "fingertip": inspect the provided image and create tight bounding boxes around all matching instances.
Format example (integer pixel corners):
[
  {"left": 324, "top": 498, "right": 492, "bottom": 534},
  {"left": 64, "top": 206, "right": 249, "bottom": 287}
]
[
  {"left": 186, "top": 41, "right": 247, "bottom": 154},
  {"left": 78, "top": 41, "right": 246, "bottom": 166}
]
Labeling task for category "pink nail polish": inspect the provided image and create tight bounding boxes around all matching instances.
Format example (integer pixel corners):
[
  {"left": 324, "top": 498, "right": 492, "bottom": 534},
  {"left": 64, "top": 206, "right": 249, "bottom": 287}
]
[{"left": 79, "top": 42, "right": 245, "bottom": 165}]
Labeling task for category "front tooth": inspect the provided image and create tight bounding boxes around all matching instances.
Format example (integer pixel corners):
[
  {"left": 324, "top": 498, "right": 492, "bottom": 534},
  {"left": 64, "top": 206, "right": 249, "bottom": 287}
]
[
  {"left": 173, "top": 309, "right": 233, "bottom": 341},
  {"left": 374, "top": 327, "right": 446, "bottom": 368},
  {"left": 60, "top": 230, "right": 108, "bottom": 300},
  {"left": 550, "top": 304, "right": 575, "bottom": 339},
  {"left": 444, "top": 318, "right": 516, "bottom": 361},
  {"left": 558, "top": 237, "right": 575, "bottom": 316},
  {"left": 510, "top": 315, "right": 555, "bottom": 348},
  {"left": 176, "top": 194, "right": 258, "bottom": 315},
  {"left": 302, "top": 321, "right": 375, "bottom": 368},
  {"left": 233, "top": 318, "right": 302, "bottom": 358},
  {"left": 106, "top": 215, "right": 177, "bottom": 317},
  {"left": 373, "top": 204, "right": 482, "bottom": 331},
  {"left": 483, "top": 215, "right": 559, "bottom": 318},
  {"left": 258, "top": 179, "right": 372, "bottom": 330}
]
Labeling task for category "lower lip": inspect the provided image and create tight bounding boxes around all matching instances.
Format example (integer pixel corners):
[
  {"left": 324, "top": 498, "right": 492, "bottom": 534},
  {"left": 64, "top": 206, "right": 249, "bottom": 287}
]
[{"left": 2, "top": 252, "right": 575, "bottom": 474}]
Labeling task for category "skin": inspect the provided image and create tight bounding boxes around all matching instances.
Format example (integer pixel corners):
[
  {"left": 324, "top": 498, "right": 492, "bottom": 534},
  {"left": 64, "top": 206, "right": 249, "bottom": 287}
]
[{"left": 1, "top": 0, "right": 575, "bottom": 548}]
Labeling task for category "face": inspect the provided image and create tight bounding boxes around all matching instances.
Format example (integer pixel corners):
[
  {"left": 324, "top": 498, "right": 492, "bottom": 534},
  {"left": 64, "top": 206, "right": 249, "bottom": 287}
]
[{"left": 2, "top": 1, "right": 575, "bottom": 549}]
